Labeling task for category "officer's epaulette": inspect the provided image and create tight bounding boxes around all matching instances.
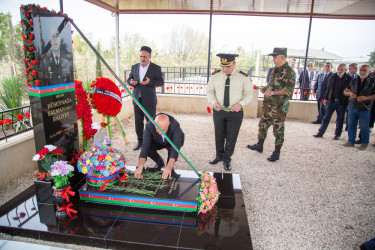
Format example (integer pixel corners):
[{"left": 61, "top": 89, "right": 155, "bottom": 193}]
[
  {"left": 212, "top": 69, "right": 221, "bottom": 75},
  {"left": 239, "top": 71, "right": 248, "bottom": 77}
]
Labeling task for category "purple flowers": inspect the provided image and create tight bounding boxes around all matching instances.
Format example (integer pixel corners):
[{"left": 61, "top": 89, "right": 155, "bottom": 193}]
[{"left": 50, "top": 161, "right": 74, "bottom": 177}]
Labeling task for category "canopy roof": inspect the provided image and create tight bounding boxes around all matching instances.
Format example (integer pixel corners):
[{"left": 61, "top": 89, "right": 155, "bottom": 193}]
[
  {"left": 287, "top": 48, "right": 342, "bottom": 60},
  {"left": 85, "top": 0, "right": 375, "bottom": 19}
]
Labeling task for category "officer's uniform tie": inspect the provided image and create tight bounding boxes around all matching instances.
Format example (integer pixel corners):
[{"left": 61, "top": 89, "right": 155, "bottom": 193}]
[
  {"left": 55, "top": 56, "right": 59, "bottom": 65},
  {"left": 224, "top": 74, "right": 230, "bottom": 107}
]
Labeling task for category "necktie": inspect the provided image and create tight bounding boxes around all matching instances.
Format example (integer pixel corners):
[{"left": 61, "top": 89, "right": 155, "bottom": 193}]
[
  {"left": 224, "top": 75, "right": 230, "bottom": 107},
  {"left": 55, "top": 56, "right": 59, "bottom": 65}
]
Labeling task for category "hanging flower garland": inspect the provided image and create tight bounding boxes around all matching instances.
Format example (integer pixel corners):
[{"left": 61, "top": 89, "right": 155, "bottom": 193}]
[
  {"left": 197, "top": 172, "right": 220, "bottom": 214},
  {"left": 75, "top": 80, "right": 95, "bottom": 147},
  {"left": 20, "top": 4, "right": 70, "bottom": 87}
]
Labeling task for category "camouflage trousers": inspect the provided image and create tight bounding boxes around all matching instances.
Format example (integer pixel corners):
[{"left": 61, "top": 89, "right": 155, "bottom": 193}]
[{"left": 258, "top": 104, "right": 287, "bottom": 147}]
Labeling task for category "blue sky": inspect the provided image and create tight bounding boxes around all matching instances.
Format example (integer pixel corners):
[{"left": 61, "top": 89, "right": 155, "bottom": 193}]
[{"left": 3, "top": 0, "right": 375, "bottom": 59}]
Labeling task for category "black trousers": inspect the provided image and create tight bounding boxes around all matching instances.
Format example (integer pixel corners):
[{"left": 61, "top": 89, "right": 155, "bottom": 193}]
[
  {"left": 148, "top": 138, "right": 185, "bottom": 165},
  {"left": 316, "top": 98, "right": 326, "bottom": 122},
  {"left": 134, "top": 99, "right": 156, "bottom": 142},
  {"left": 213, "top": 110, "right": 243, "bottom": 163}
]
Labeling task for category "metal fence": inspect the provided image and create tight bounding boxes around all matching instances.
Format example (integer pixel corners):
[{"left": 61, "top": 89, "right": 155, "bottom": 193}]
[
  {"left": 0, "top": 105, "right": 32, "bottom": 141},
  {"left": 123, "top": 66, "right": 318, "bottom": 101}
]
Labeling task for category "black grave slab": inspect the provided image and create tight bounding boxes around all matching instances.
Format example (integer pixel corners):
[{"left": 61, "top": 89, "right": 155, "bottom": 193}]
[{"left": 0, "top": 170, "right": 253, "bottom": 249}]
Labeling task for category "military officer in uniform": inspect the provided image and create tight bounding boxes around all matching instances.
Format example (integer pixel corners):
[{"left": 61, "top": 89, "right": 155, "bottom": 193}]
[
  {"left": 247, "top": 48, "right": 296, "bottom": 162},
  {"left": 207, "top": 54, "right": 253, "bottom": 171}
]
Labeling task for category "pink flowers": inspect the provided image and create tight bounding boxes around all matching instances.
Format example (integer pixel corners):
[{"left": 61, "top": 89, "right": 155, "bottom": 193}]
[{"left": 197, "top": 172, "right": 220, "bottom": 214}]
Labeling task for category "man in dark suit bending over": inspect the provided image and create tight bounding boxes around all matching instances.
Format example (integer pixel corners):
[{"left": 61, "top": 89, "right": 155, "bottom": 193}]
[
  {"left": 134, "top": 113, "right": 185, "bottom": 180},
  {"left": 127, "top": 46, "right": 164, "bottom": 150}
]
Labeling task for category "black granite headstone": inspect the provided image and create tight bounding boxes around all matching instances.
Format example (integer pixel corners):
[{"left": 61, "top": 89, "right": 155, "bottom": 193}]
[{"left": 22, "top": 8, "right": 78, "bottom": 171}]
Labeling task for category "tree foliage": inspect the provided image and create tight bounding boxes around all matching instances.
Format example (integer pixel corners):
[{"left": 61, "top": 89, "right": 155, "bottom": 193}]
[
  {"left": 165, "top": 26, "right": 208, "bottom": 66},
  {"left": 0, "top": 12, "right": 25, "bottom": 80},
  {"left": 95, "top": 41, "right": 103, "bottom": 77},
  {"left": 369, "top": 50, "right": 375, "bottom": 67}
]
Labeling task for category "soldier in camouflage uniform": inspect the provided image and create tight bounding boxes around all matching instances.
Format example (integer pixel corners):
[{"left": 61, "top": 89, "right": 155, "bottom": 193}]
[{"left": 248, "top": 48, "right": 296, "bottom": 162}]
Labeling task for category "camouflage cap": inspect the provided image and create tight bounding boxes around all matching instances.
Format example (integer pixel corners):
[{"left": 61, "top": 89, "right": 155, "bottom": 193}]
[
  {"left": 268, "top": 47, "right": 287, "bottom": 57},
  {"left": 216, "top": 53, "right": 239, "bottom": 67}
]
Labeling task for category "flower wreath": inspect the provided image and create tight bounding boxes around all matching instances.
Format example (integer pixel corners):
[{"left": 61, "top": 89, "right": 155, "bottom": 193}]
[
  {"left": 20, "top": 4, "right": 70, "bottom": 87},
  {"left": 75, "top": 80, "right": 95, "bottom": 147},
  {"left": 197, "top": 172, "right": 220, "bottom": 214},
  {"left": 89, "top": 77, "right": 122, "bottom": 117}
]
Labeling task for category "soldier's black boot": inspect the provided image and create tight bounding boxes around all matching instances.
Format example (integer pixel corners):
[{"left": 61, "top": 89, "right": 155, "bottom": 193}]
[
  {"left": 267, "top": 145, "right": 281, "bottom": 162},
  {"left": 247, "top": 138, "right": 264, "bottom": 153}
]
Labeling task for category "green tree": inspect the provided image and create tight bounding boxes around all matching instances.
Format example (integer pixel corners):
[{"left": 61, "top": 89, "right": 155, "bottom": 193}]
[
  {"left": 95, "top": 41, "right": 103, "bottom": 77},
  {"left": 165, "top": 26, "right": 208, "bottom": 66},
  {"left": 0, "top": 12, "right": 25, "bottom": 80},
  {"left": 369, "top": 50, "right": 375, "bottom": 67}
]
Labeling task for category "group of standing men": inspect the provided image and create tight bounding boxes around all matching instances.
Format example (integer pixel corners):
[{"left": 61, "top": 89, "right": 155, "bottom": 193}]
[
  {"left": 126, "top": 45, "right": 374, "bottom": 178},
  {"left": 127, "top": 46, "right": 296, "bottom": 178},
  {"left": 312, "top": 62, "right": 375, "bottom": 150}
]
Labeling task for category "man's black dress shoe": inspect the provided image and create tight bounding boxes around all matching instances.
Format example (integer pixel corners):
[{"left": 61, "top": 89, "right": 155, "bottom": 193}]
[
  {"left": 313, "top": 134, "right": 323, "bottom": 138},
  {"left": 311, "top": 120, "right": 322, "bottom": 124},
  {"left": 333, "top": 135, "right": 339, "bottom": 140},
  {"left": 209, "top": 157, "right": 222, "bottom": 165},
  {"left": 133, "top": 142, "right": 142, "bottom": 150},
  {"left": 223, "top": 162, "right": 232, "bottom": 171}
]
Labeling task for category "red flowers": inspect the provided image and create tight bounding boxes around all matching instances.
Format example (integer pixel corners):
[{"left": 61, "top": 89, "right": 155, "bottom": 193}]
[
  {"left": 253, "top": 85, "right": 258, "bottom": 90},
  {"left": 25, "top": 111, "right": 30, "bottom": 118},
  {"left": 75, "top": 80, "right": 95, "bottom": 142},
  {"left": 207, "top": 107, "right": 211, "bottom": 114},
  {"left": 4, "top": 118, "right": 11, "bottom": 124},
  {"left": 17, "top": 114, "right": 24, "bottom": 120},
  {"left": 0, "top": 120, "right": 3, "bottom": 126},
  {"left": 52, "top": 148, "right": 63, "bottom": 155},
  {"left": 90, "top": 77, "right": 122, "bottom": 117},
  {"left": 304, "top": 91, "right": 307, "bottom": 95},
  {"left": 120, "top": 172, "right": 128, "bottom": 183},
  {"left": 294, "top": 92, "right": 297, "bottom": 94}
]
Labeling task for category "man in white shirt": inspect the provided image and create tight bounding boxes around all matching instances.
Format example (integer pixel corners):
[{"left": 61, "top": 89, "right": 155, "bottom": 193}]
[{"left": 127, "top": 46, "right": 164, "bottom": 150}]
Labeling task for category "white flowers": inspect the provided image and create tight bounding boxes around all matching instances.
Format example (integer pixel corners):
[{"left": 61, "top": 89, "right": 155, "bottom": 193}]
[
  {"left": 44, "top": 145, "right": 57, "bottom": 151},
  {"left": 32, "top": 154, "right": 41, "bottom": 161}
]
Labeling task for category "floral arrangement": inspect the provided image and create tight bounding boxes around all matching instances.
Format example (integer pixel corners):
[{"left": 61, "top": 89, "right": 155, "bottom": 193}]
[
  {"left": 196, "top": 206, "right": 217, "bottom": 235},
  {"left": 206, "top": 107, "right": 211, "bottom": 113},
  {"left": 77, "top": 146, "right": 126, "bottom": 176},
  {"left": 75, "top": 80, "right": 95, "bottom": 149},
  {"left": 89, "top": 77, "right": 122, "bottom": 117},
  {"left": 50, "top": 160, "right": 75, "bottom": 188},
  {"left": 20, "top": 4, "right": 70, "bottom": 87},
  {"left": 15, "top": 111, "right": 31, "bottom": 132},
  {"left": 197, "top": 172, "right": 220, "bottom": 214},
  {"left": 33, "top": 145, "right": 63, "bottom": 172}
]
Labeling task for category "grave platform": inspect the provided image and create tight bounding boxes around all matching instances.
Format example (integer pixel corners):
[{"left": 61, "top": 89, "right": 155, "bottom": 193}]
[{"left": 0, "top": 169, "right": 253, "bottom": 249}]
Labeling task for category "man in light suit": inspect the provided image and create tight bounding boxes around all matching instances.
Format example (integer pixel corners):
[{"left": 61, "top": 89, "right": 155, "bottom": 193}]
[
  {"left": 127, "top": 46, "right": 164, "bottom": 150},
  {"left": 299, "top": 62, "right": 315, "bottom": 100},
  {"left": 312, "top": 62, "right": 333, "bottom": 124}
]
